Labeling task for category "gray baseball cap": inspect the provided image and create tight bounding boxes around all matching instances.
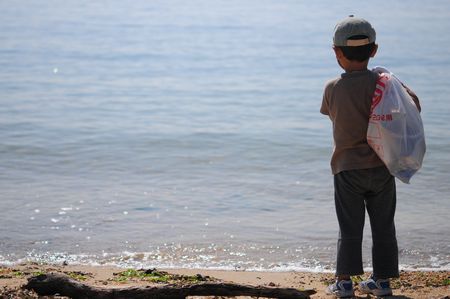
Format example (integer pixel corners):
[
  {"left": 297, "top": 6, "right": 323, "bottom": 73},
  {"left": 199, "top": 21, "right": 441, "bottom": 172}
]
[{"left": 333, "top": 15, "right": 376, "bottom": 47}]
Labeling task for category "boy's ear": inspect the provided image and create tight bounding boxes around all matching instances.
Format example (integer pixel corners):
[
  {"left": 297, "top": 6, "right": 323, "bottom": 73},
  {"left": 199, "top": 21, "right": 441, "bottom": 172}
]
[
  {"left": 333, "top": 46, "right": 343, "bottom": 58},
  {"left": 370, "top": 44, "right": 378, "bottom": 57}
]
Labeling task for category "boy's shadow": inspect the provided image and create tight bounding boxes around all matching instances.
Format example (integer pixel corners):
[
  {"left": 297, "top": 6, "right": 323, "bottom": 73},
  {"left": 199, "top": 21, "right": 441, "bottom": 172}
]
[{"left": 352, "top": 296, "right": 412, "bottom": 299}]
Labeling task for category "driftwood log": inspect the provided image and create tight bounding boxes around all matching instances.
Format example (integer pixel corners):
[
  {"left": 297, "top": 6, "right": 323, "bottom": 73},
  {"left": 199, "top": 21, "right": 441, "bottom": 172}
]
[{"left": 25, "top": 273, "right": 315, "bottom": 299}]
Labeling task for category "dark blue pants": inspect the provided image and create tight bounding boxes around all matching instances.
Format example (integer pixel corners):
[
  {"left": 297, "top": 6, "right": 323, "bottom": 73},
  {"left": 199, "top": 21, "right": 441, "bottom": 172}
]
[{"left": 334, "top": 166, "right": 399, "bottom": 279}]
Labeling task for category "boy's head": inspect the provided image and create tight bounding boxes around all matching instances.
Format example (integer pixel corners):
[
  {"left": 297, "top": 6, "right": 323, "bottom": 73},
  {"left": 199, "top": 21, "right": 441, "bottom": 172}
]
[{"left": 333, "top": 16, "right": 377, "bottom": 64}]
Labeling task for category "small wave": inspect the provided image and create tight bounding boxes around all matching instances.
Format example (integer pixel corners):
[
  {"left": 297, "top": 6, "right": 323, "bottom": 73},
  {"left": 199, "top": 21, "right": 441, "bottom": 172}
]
[{"left": 1, "top": 251, "right": 449, "bottom": 273}]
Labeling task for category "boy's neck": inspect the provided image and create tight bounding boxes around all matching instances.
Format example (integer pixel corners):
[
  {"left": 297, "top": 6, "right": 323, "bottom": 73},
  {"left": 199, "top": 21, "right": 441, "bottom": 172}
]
[{"left": 342, "top": 60, "right": 369, "bottom": 73}]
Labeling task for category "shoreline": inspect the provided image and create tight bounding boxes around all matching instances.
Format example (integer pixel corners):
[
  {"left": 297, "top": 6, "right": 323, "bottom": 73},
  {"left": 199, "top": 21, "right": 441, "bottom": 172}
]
[{"left": 0, "top": 263, "right": 448, "bottom": 298}]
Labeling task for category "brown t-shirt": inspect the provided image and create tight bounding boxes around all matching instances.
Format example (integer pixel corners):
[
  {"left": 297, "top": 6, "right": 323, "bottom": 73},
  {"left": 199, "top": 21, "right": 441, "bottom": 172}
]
[{"left": 321, "top": 70, "right": 385, "bottom": 174}]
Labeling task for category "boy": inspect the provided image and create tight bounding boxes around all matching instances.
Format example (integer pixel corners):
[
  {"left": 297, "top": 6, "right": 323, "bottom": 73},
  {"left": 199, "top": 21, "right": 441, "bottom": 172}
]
[{"left": 321, "top": 16, "right": 420, "bottom": 297}]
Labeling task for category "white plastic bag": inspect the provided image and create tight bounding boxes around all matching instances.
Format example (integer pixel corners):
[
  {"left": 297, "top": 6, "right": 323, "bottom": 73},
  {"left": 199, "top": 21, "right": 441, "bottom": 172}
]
[{"left": 367, "top": 67, "right": 426, "bottom": 183}]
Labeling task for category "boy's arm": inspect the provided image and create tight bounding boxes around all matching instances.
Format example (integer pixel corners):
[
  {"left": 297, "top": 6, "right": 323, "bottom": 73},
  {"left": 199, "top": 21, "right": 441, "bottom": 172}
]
[{"left": 402, "top": 83, "right": 421, "bottom": 112}]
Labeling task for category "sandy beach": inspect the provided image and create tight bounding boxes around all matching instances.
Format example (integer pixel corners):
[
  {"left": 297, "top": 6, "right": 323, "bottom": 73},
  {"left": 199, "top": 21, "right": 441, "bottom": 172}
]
[{"left": 0, "top": 263, "right": 448, "bottom": 298}]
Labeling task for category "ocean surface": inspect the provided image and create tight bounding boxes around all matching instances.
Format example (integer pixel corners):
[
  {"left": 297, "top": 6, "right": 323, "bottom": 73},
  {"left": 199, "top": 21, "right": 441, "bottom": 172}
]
[{"left": 1, "top": 0, "right": 449, "bottom": 272}]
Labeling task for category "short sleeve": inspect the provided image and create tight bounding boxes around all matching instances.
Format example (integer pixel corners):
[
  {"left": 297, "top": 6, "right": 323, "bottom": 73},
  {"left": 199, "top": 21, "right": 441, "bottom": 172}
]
[{"left": 320, "top": 81, "right": 333, "bottom": 115}]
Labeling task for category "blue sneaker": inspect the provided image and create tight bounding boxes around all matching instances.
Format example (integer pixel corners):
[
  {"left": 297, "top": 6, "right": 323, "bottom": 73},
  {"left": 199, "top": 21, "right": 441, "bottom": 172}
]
[
  {"left": 326, "top": 279, "right": 354, "bottom": 298},
  {"left": 359, "top": 275, "right": 392, "bottom": 296}
]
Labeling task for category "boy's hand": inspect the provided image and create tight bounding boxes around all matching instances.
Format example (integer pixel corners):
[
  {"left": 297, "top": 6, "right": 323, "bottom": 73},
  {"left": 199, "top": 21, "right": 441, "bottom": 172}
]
[{"left": 401, "top": 83, "right": 421, "bottom": 112}]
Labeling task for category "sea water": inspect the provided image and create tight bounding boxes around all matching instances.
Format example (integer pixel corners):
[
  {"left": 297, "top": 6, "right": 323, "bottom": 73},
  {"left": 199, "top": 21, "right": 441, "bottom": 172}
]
[{"left": 0, "top": 0, "right": 449, "bottom": 271}]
